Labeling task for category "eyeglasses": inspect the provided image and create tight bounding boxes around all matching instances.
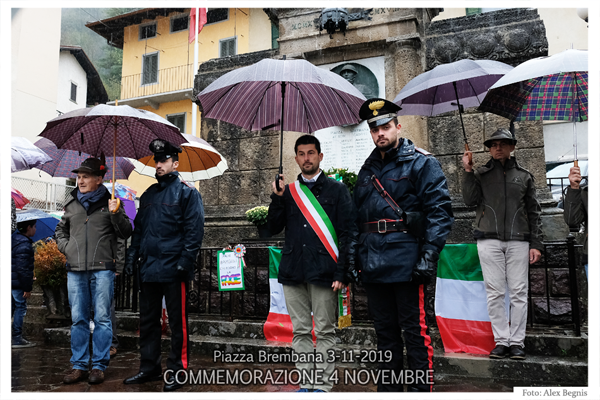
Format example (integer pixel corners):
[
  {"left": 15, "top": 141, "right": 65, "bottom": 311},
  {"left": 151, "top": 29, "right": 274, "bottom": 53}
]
[{"left": 488, "top": 142, "right": 511, "bottom": 149}]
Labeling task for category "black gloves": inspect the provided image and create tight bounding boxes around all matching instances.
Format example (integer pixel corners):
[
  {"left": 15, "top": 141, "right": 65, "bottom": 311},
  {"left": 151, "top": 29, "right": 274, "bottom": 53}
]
[
  {"left": 176, "top": 265, "right": 189, "bottom": 280},
  {"left": 411, "top": 249, "right": 439, "bottom": 284},
  {"left": 124, "top": 262, "right": 134, "bottom": 276}
]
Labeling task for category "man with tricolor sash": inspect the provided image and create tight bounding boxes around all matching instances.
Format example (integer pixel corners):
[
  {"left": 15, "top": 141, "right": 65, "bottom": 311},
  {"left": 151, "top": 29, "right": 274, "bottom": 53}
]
[
  {"left": 354, "top": 98, "right": 454, "bottom": 392},
  {"left": 267, "top": 135, "right": 357, "bottom": 393}
]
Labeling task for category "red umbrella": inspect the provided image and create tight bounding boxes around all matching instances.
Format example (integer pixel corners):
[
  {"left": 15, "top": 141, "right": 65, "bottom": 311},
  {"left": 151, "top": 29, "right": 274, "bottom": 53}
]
[{"left": 11, "top": 188, "right": 30, "bottom": 209}]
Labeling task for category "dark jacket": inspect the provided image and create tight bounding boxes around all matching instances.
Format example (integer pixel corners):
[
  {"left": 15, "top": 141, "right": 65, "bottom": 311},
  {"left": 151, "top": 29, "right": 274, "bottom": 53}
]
[
  {"left": 11, "top": 231, "right": 35, "bottom": 292},
  {"left": 462, "top": 157, "right": 543, "bottom": 251},
  {"left": 56, "top": 187, "right": 132, "bottom": 272},
  {"left": 353, "top": 139, "right": 454, "bottom": 283},
  {"left": 563, "top": 185, "right": 588, "bottom": 254},
  {"left": 125, "top": 172, "right": 204, "bottom": 283},
  {"left": 268, "top": 172, "right": 357, "bottom": 287}
]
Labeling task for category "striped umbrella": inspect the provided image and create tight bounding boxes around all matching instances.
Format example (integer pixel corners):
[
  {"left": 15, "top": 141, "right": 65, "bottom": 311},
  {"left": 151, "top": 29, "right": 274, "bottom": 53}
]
[
  {"left": 479, "top": 49, "right": 588, "bottom": 165},
  {"left": 34, "top": 138, "right": 135, "bottom": 180},
  {"left": 132, "top": 134, "right": 228, "bottom": 181},
  {"left": 198, "top": 57, "right": 366, "bottom": 189}
]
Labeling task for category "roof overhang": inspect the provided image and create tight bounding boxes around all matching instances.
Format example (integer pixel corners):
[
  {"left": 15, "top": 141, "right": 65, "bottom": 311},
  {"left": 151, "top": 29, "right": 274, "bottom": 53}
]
[
  {"left": 60, "top": 45, "right": 108, "bottom": 105},
  {"left": 86, "top": 8, "right": 186, "bottom": 49}
]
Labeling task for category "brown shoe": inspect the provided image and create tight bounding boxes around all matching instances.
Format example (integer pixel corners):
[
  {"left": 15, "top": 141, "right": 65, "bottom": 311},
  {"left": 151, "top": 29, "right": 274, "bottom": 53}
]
[
  {"left": 63, "top": 368, "right": 89, "bottom": 384},
  {"left": 89, "top": 369, "right": 105, "bottom": 384},
  {"left": 110, "top": 347, "right": 117, "bottom": 357}
]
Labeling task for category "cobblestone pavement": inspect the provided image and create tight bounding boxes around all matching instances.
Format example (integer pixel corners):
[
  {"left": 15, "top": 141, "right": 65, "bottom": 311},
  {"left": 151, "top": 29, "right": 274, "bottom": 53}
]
[{"left": 11, "top": 342, "right": 513, "bottom": 393}]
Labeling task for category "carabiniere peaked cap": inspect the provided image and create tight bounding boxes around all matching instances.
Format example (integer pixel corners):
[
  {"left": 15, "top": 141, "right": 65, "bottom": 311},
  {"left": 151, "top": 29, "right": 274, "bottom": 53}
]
[
  {"left": 483, "top": 128, "right": 517, "bottom": 148},
  {"left": 149, "top": 139, "right": 182, "bottom": 162},
  {"left": 359, "top": 98, "right": 401, "bottom": 128}
]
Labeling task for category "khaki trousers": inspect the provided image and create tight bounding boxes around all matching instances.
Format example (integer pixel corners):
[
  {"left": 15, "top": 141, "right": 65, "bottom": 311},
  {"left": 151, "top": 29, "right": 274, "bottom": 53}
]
[
  {"left": 283, "top": 282, "right": 338, "bottom": 391},
  {"left": 477, "top": 239, "right": 529, "bottom": 347}
]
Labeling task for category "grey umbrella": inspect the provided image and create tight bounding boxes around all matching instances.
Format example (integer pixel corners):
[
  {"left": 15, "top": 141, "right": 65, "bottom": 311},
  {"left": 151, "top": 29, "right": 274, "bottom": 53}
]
[{"left": 393, "top": 59, "right": 514, "bottom": 158}]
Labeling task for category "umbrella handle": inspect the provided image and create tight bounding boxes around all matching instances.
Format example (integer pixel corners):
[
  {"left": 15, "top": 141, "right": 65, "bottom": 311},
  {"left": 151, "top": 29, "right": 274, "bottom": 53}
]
[
  {"left": 465, "top": 143, "right": 472, "bottom": 164},
  {"left": 574, "top": 160, "right": 579, "bottom": 168},
  {"left": 111, "top": 197, "right": 121, "bottom": 213}
]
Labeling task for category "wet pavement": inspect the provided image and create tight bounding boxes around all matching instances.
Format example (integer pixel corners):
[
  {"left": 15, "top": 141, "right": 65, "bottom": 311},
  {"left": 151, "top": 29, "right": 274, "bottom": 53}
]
[{"left": 11, "top": 340, "right": 515, "bottom": 393}]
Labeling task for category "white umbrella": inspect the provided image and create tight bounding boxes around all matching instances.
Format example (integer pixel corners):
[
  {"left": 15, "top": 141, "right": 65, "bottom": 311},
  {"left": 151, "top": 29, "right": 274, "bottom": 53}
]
[
  {"left": 132, "top": 134, "right": 228, "bottom": 182},
  {"left": 11, "top": 136, "right": 53, "bottom": 173}
]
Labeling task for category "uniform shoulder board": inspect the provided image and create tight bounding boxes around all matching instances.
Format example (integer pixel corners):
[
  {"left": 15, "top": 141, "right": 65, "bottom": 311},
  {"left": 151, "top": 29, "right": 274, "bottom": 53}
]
[{"left": 415, "top": 147, "right": 432, "bottom": 156}]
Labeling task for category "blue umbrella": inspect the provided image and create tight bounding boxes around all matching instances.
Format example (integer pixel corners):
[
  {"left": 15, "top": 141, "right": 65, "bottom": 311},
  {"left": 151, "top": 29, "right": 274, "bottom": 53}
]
[{"left": 15, "top": 209, "right": 60, "bottom": 242}]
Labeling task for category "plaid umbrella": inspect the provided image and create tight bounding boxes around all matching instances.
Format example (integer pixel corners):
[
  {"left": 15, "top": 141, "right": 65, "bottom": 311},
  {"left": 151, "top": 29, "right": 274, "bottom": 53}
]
[
  {"left": 393, "top": 59, "right": 513, "bottom": 156},
  {"left": 198, "top": 57, "right": 366, "bottom": 189},
  {"left": 479, "top": 49, "right": 588, "bottom": 122},
  {"left": 479, "top": 49, "right": 588, "bottom": 164},
  {"left": 38, "top": 104, "right": 187, "bottom": 206},
  {"left": 34, "top": 138, "right": 135, "bottom": 180},
  {"left": 132, "top": 134, "right": 228, "bottom": 182},
  {"left": 11, "top": 136, "right": 53, "bottom": 173}
]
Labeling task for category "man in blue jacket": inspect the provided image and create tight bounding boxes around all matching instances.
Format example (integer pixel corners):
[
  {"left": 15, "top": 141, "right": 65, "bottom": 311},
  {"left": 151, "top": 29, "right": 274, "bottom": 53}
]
[
  {"left": 123, "top": 139, "right": 204, "bottom": 392},
  {"left": 268, "top": 134, "right": 357, "bottom": 392},
  {"left": 11, "top": 220, "right": 37, "bottom": 348},
  {"left": 354, "top": 99, "right": 453, "bottom": 392}
]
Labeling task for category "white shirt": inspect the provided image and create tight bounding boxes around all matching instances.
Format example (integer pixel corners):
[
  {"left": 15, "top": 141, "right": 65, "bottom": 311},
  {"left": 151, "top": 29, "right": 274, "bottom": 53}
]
[{"left": 301, "top": 170, "right": 322, "bottom": 183}]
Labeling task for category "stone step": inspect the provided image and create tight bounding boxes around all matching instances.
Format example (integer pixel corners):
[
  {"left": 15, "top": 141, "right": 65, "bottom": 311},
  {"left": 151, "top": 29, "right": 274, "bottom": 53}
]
[
  {"left": 114, "top": 312, "right": 587, "bottom": 358},
  {"left": 43, "top": 326, "right": 587, "bottom": 387},
  {"left": 27, "top": 292, "right": 45, "bottom": 306}
]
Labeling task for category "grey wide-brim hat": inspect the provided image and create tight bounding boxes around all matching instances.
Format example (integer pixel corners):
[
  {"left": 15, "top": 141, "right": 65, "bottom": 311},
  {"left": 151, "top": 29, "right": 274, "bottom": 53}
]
[{"left": 484, "top": 128, "right": 517, "bottom": 148}]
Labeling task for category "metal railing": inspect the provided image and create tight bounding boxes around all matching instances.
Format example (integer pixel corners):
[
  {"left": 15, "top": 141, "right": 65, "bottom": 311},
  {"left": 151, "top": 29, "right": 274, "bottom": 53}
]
[
  {"left": 12, "top": 177, "right": 75, "bottom": 212},
  {"left": 120, "top": 64, "right": 197, "bottom": 100},
  {"left": 547, "top": 175, "right": 588, "bottom": 205},
  {"left": 116, "top": 241, "right": 584, "bottom": 334}
]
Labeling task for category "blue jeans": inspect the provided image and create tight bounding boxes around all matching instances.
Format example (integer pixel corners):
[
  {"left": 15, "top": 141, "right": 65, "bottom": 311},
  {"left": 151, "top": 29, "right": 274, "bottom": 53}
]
[
  {"left": 67, "top": 270, "right": 114, "bottom": 371},
  {"left": 11, "top": 289, "right": 27, "bottom": 340}
]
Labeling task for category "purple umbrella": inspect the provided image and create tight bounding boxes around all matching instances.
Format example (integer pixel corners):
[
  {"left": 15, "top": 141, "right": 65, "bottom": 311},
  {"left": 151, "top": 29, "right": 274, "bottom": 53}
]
[
  {"left": 393, "top": 59, "right": 513, "bottom": 158},
  {"left": 198, "top": 57, "right": 366, "bottom": 189},
  {"left": 38, "top": 104, "right": 187, "bottom": 208},
  {"left": 34, "top": 137, "right": 135, "bottom": 180}
]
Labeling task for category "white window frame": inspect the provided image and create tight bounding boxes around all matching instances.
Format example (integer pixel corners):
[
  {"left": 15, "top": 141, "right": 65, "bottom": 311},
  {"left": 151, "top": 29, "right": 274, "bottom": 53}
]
[
  {"left": 219, "top": 36, "right": 237, "bottom": 58},
  {"left": 142, "top": 52, "right": 159, "bottom": 86},
  {"left": 170, "top": 13, "right": 189, "bottom": 33},
  {"left": 166, "top": 112, "right": 187, "bottom": 134},
  {"left": 139, "top": 22, "right": 157, "bottom": 40}
]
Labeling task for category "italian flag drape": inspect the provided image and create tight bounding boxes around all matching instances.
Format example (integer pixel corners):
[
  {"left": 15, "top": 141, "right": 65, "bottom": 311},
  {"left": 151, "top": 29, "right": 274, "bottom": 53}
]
[
  {"left": 264, "top": 247, "right": 294, "bottom": 342},
  {"left": 435, "top": 244, "right": 496, "bottom": 355}
]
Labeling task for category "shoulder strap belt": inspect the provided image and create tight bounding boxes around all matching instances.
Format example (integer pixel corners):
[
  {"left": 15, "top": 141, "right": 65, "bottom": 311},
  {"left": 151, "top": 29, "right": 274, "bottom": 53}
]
[{"left": 370, "top": 175, "right": 405, "bottom": 220}]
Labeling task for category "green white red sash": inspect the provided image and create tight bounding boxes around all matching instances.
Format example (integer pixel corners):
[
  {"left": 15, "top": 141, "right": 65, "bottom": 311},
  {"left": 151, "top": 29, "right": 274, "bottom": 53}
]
[{"left": 289, "top": 180, "right": 338, "bottom": 262}]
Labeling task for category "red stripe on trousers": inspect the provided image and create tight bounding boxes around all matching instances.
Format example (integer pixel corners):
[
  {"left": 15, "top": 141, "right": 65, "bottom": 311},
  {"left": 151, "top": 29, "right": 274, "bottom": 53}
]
[
  {"left": 181, "top": 282, "right": 188, "bottom": 369},
  {"left": 418, "top": 284, "right": 433, "bottom": 392}
]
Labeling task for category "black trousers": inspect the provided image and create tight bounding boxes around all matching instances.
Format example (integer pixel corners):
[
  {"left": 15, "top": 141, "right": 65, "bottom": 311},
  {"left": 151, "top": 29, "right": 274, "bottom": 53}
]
[
  {"left": 364, "top": 282, "right": 433, "bottom": 392},
  {"left": 139, "top": 281, "right": 190, "bottom": 373}
]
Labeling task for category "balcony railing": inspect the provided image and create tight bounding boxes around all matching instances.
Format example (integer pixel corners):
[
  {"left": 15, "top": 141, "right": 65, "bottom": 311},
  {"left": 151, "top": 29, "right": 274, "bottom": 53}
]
[{"left": 120, "top": 64, "right": 197, "bottom": 100}]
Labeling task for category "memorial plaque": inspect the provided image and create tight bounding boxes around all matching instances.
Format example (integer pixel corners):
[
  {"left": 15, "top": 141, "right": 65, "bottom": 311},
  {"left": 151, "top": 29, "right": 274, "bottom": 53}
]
[{"left": 315, "top": 56, "right": 385, "bottom": 173}]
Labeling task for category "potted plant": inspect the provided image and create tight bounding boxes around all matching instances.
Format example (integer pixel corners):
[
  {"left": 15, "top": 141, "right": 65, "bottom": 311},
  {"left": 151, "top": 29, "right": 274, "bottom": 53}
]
[
  {"left": 245, "top": 206, "right": 271, "bottom": 238},
  {"left": 324, "top": 167, "right": 358, "bottom": 195},
  {"left": 34, "top": 239, "right": 69, "bottom": 319}
]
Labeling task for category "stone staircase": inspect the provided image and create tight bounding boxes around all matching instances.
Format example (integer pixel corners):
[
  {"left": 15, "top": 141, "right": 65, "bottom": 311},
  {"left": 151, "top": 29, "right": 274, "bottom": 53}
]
[{"left": 42, "top": 311, "right": 588, "bottom": 388}]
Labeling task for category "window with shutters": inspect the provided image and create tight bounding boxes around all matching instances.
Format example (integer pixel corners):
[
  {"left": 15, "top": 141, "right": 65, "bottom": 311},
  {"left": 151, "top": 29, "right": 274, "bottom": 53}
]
[
  {"left": 206, "top": 8, "right": 228, "bottom": 25},
  {"left": 139, "top": 22, "right": 157, "bottom": 40},
  {"left": 167, "top": 113, "right": 186, "bottom": 133},
  {"left": 219, "top": 37, "right": 237, "bottom": 58},
  {"left": 171, "top": 14, "right": 189, "bottom": 33},
  {"left": 142, "top": 52, "right": 159, "bottom": 85},
  {"left": 70, "top": 82, "right": 77, "bottom": 103}
]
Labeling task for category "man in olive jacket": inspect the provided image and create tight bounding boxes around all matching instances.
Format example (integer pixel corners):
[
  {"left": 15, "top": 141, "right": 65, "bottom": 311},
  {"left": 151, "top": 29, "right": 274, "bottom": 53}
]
[
  {"left": 462, "top": 128, "right": 543, "bottom": 360},
  {"left": 563, "top": 166, "right": 588, "bottom": 277},
  {"left": 268, "top": 135, "right": 357, "bottom": 392},
  {"left": 56, "top": 157, "right": 132, "bottom": 384}
]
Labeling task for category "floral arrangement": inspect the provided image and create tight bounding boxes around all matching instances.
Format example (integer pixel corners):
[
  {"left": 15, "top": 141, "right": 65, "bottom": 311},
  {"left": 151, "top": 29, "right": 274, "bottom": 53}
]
[
  {"left": 324, "top": 167, "right": 358, "bottom": 195},
  {"left": 245, "top": 206, "right": 269, "bottom": 226},
  {"left": 33, "top": 239, "right": 67, "bottom": 287}
]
